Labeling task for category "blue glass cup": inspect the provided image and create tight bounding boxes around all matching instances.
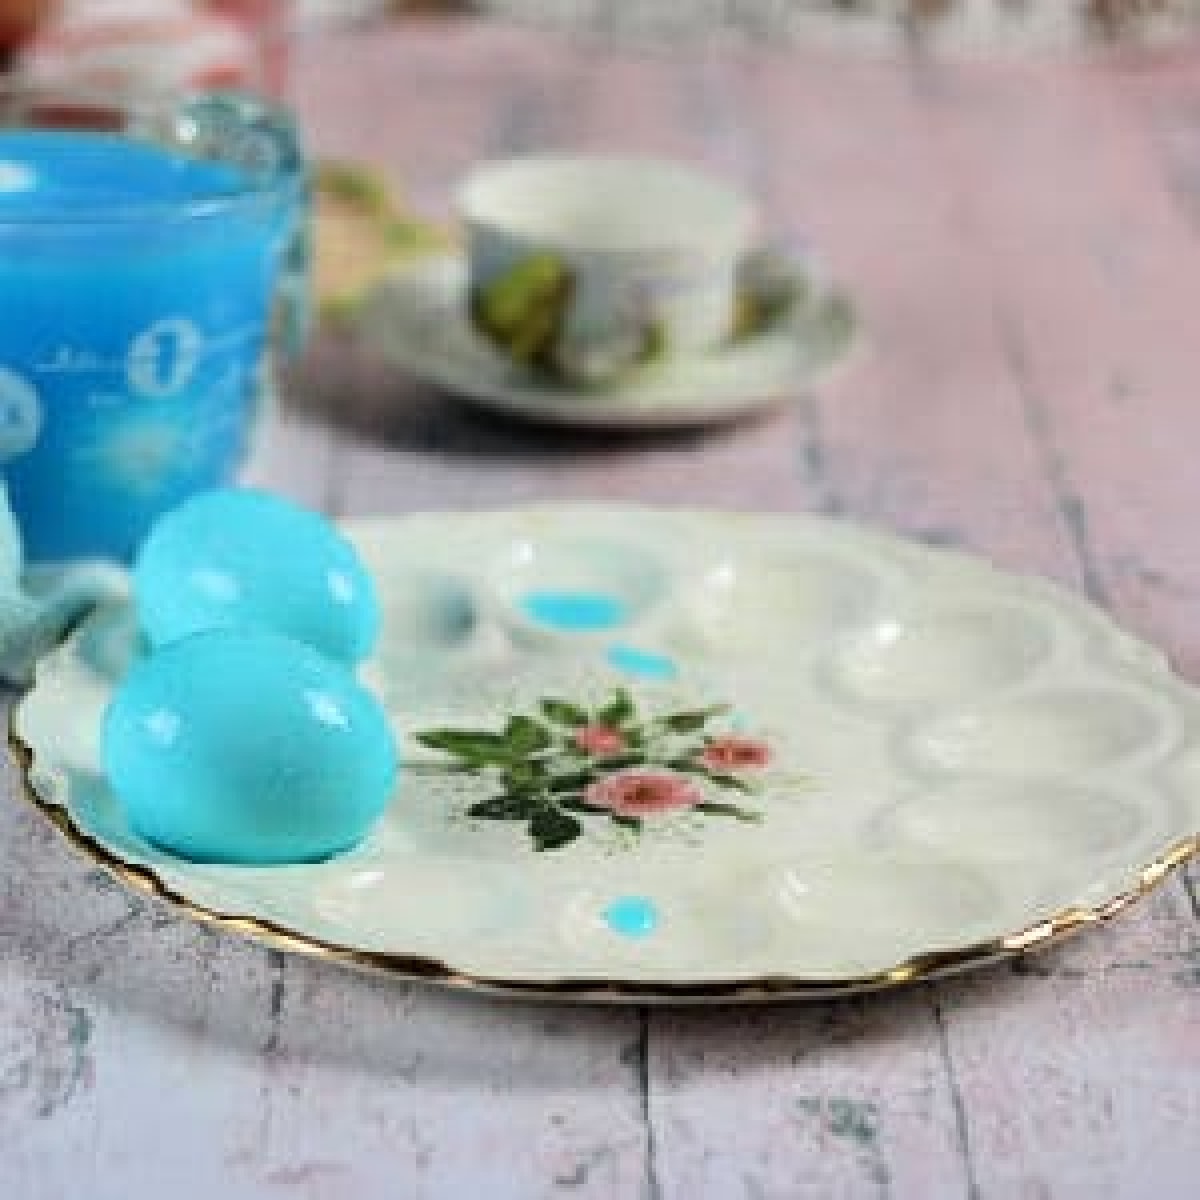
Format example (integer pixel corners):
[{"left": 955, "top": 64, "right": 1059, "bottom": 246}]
[{"left": 0, "top": 83, "right": 308, "bottom": 563}]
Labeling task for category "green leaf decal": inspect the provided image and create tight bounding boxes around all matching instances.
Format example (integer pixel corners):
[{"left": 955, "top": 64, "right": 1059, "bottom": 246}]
[
  {"left": 659, "top": 705, "right": 729, "bottom": 733},
  {"left": 540, "top": 698, "right": 589, "bottom": 727},
  {"left": 598, "top": 688, "right": 636, "bottom": 727},
  {"left": 406, "top": 760, "right": 475, "bottom": 775},
  {"left": 596, "top": 751, "right": 647, "bottom": 771},
  {"left": 529, "top": 808, "right": 583, "bottom": 851},
  {"left": 504, "top": 761, "right": 545, "bottom": 789},
  {"left": 663, "top": 757, "right": 708, "bottom": 776},
  {"left": 695, "top": 801, "right": 761, "bottom": 822},
  {"left": 416, "top": 691, "right": 779, "bottom": 850},
  {"left": 468, "top": 793, "right": 538, "bottom": 820},
  {"left": 503, "top": 714, "right": 552, "bottom": 755},
  {"left": 547, "top": 769, "right": 599, "bottom": 794},
  {"left": 415, "top": 730, "right": 512, "bottom": 764},
  {"left": 705, "top": 772, "right": 755, "bottom": 794},
  {"left": 556, "top": 796, "right": 598, "bottom": 815}
]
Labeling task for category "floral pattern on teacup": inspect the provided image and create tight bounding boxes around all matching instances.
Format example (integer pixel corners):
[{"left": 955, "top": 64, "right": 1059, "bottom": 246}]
[{"left": 470, "top": 253, "right": 670, "bottom": 384}]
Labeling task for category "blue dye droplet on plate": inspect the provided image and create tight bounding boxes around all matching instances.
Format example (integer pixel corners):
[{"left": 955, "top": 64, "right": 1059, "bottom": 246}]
[
  {"left": 519, "top": 589, "right": 628, "bottom": 632},
  {"left": 603, "top": 895, "right": 660, "bottom": 939},
  {"left": 605, "top": 643, "right": 679, "bottom": 680}
]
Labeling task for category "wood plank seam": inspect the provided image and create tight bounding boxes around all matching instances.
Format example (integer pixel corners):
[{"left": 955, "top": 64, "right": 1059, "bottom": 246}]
[
  {"left": 991, "top": 306, "right": 1110, "bottom": 608},
  {"left": 931, "top": 996, "right": 982, "bottom": 1200},
  {"left": 636, "top": 1006, "right": 664, "bottom": 1200}
]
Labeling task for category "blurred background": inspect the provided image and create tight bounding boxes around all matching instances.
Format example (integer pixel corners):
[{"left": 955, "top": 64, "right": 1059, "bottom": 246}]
[
  {"left": 4, "top": 1, "right": 1200, "bottom": 72},
  {"left": 3, "top": 0, "right": 1200, "bottom": 537},
  {"left": 3, "top": 9, "right": 1200, "bottom": 1192}
]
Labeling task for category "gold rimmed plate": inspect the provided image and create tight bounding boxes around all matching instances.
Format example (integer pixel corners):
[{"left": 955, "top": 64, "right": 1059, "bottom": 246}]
[{"left": 13, "top": 509, "right": 1199, "bottom": 1002}]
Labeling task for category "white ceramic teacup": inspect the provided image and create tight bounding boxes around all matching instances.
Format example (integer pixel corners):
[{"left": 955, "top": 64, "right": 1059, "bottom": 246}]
[{"left": 457, "top": 155, "right": 756, "bottom": 384}]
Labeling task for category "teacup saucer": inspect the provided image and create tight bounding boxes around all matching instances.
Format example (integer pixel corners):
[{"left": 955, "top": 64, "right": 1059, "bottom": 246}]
[{"left": 356, "top": 250, "right": 856, "bottom": 430}]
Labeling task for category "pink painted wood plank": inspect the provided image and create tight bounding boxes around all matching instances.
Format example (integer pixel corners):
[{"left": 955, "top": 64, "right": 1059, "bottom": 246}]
[
  {"left": 291, "top": 23, "right": 600, "bottom": 218},
  {"left": 644, "top": 44, "right": 1198, "bottom": 1200},
  {"left": 243, "top": 410, "right": 335, "bottom": 510},
  {"left": 936, "top": 947, "right": 1200, "bottom": 1199},
  {"left": 897, "top": 54, "right": 1200, "bottom": 1200},
  {"left": 0, "top": 732, "right": 649, "bottom": 1200},
  {"left": 750, "top": 50, "right": 1086, "bottom": 578},
  {"left": 637, "top": 48, "right": 1076, "bottom": 1200},
  {"left": 306, "top": 32, "right": 813, "bottom": 516},
  {"left": 298, "top": 41, "right": 968, "bottom": 1198},
  {"left": 5, "top": 24, "right": 1199, "bottom": 1200},
  {"left": 255, "top": 975, "right": 648, "bottom": 1200},
  {"left": 919, "top": 55, "right": 1200, "bottom": 623},
  {"left": 649, "top": 994, "right": 973, "bottom": 1199},
  {"left": 293, "top": 30, "right": 1200, "bottom": 1200},
  {"left": 0, "top": 738, "right": 295, "bottom": 1199}
]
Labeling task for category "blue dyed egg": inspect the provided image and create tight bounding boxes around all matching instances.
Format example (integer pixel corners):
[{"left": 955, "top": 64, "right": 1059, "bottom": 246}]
[
  {"left": 102, "top": 629, "right": 398, "bottom": 864},
  {"left": 134, "top": 488, "right": 379, "bottom": 665}
]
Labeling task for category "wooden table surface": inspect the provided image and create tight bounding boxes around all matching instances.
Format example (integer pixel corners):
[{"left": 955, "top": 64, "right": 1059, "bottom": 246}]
[{"left": 3, "top": 19, "right": 1199, "bottom": 1199}]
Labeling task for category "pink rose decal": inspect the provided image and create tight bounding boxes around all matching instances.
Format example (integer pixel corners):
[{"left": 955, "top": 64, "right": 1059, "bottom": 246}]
[
  {"left": 584, "top": 769, "right": 704, "bottom": 818},
  {"left": 416, "top": 689, "right": 772, "bottom": 851},
  {"left": 574, "top": 724, "right": 626, "bottom": 757},
  {"left": 700, "top": 736, "right": 771, "bottom": 771}
]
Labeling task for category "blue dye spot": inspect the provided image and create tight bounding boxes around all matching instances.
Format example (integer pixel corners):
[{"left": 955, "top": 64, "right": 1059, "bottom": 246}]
[
  {"left": 603, "top": 895, "right": 660, "bottom": 939},
  {"left": 519, "top": 590, "right": 628, "bottom": 632},
  {"left": 606, "top": 643, "right": 679, "bottom": 681}
]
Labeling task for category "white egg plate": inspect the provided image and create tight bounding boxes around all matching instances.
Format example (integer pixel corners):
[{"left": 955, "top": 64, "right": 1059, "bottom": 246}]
[{"left": 14, "top": 508, "right": 1200, "bottom": 1002}]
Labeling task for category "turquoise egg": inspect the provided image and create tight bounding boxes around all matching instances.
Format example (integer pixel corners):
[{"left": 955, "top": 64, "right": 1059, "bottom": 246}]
[
  {"left": 102, "top": 629, "right": 398, "bottom": 865},
  {"left": 134, "top": 488, "right": 379, "bottom": 665}
]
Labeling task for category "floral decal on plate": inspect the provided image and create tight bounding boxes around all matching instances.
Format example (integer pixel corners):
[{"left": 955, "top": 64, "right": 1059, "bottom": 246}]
[{"left": 413, "top": 688, "right": 774, "bottom": 851}]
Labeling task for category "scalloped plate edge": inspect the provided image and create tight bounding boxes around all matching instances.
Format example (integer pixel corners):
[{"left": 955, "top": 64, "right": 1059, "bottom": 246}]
[{"left": 10, "top": 723, "right": 1197, "bottom": 1005}]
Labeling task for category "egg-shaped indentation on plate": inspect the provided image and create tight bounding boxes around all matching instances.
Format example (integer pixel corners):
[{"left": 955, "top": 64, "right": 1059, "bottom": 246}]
[
  {"left": 309, "top": 861, "right": 524, "bottom": 953},
  {"left": 377, "top": 568, "right": 477, "bottom": 654},
  {"left": 887, "top": 779, "right": 1148, "bottom": 864},
  {"left": 605, "top": 643, "right": 680, "bottom": 681},
  {"left": 492, "top": 536, "right": 669, "bottom": 641},
  {"left": 906, "top": 685, "right": 1177, "bottom": 777},
  {"left": 766, "top": 857, "right": 1011, "bottom": 973},
  {"left": 675, "top": 549, "right": 888, "bottom": 656},
  {"left": 830, "top": 605, "right": 1054, "bottom": 709}
]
